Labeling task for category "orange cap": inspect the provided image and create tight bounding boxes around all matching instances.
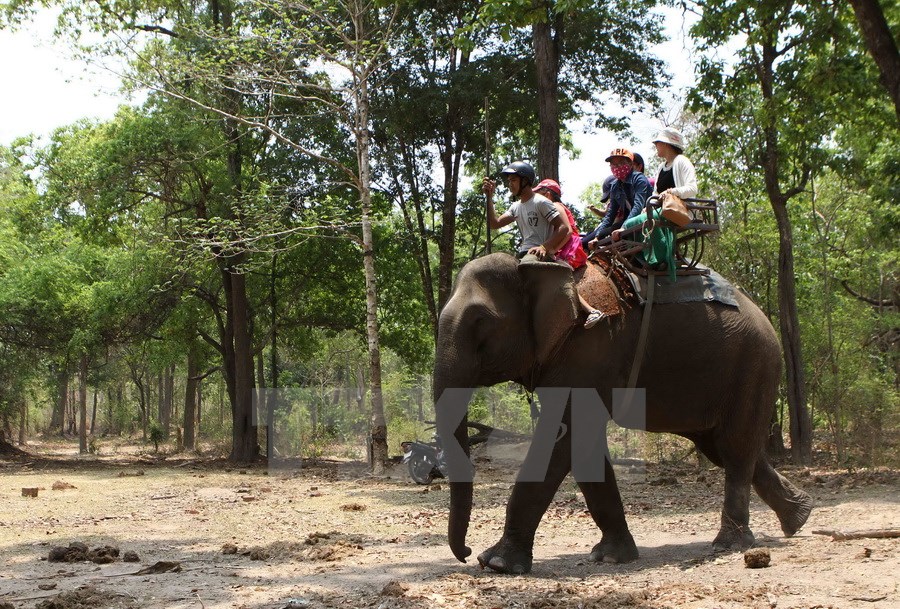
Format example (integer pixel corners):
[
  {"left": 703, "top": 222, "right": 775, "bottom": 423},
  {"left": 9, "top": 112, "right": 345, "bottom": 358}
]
[{"left": 605, "top": 147, "right": 634, "bottom": 162}]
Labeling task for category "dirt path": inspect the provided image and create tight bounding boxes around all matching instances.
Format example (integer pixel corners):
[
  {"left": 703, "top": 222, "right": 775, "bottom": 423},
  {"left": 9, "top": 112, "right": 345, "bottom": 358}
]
[{"left": 0, "top": 449, "right": 897, "bottom": 609}]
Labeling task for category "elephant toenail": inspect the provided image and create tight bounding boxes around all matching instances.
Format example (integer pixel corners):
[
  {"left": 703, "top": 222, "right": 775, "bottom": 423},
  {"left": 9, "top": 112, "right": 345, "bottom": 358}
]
[
  {"left": 488, "top": 556, "right": 507, "bottom": 571},
  {"left": 512, "top": 564, "right": 525, "bottom": 574}
]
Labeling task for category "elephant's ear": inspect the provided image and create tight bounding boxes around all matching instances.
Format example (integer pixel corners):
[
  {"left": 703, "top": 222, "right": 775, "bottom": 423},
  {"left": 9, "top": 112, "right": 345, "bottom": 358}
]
[{"left": 518, "top": 260, "right": 579, "bottom": 364}]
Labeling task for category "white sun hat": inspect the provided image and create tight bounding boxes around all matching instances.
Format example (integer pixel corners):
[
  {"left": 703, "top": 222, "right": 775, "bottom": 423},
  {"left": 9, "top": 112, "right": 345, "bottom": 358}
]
[{"left": 652, "top": 127, "right": 686, "bottom": 151}]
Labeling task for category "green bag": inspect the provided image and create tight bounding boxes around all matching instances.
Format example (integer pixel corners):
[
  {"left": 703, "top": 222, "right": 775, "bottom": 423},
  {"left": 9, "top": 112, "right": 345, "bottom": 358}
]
[{"left": 621, "top": 209, "right": 676, "bottom": 282}]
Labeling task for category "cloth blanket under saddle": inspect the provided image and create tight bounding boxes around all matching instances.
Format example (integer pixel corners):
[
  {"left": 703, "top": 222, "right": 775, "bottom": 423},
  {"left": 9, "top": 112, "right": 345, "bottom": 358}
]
[
  {"left": 577, "top": 256, "right": 740, "bottom": 317},
  {"left": 633, "top": 266, "right": 739, "bottom": 308}
]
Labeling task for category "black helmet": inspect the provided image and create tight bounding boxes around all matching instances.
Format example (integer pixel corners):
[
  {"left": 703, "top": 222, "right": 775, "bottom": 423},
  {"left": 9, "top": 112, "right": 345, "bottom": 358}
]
[{"left": 500, "top": 161, "right": 536, "bottom": 187}]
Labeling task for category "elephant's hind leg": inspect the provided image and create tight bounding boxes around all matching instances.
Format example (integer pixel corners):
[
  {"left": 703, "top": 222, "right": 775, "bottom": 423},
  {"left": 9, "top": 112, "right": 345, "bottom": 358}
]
[
  {"left": 578, "top": 458, "right": 638, "bottom": 564},
  {"left": 752, "top": 458, "right": 813, "bottom": 537},
  {"left": 712, "top": 458, "right": 756, "bottom": 551}
]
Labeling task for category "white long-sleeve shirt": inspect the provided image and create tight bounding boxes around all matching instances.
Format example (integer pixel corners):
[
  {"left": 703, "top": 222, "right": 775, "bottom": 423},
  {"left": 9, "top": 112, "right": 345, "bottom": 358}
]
[{"left": 654, "top": 154, "right": 698, "bottom": 199}]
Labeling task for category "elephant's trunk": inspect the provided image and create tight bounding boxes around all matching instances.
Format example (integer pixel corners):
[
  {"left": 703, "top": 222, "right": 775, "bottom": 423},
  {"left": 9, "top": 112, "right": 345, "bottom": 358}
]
[
  {"left": 434, "top": 361, "right": 473, "bottom": 563},
  {"left": 449, "top": 479, "right": 473, "bottom": 562}
]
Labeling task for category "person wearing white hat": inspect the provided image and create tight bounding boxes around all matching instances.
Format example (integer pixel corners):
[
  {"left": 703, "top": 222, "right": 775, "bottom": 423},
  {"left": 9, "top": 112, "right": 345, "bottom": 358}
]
[
  {"left": 607, "top": 129, "right": 700, "bottom": 246},
  {"left": 651, "top": 127, "right": 698, "bottom": 200}
]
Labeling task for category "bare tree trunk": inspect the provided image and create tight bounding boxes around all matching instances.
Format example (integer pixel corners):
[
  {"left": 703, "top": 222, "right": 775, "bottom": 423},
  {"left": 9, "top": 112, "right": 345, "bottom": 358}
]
[
  {"left": 157, "top": 371, "right": 165, "bottom": 434},
  {"left": 268, "top": 254, "right": 278, "bottom": 461},
  {"left": 533, "top": 12, "right": 562, "bottom": 180},
  {"left": 164, "top": 365, "right": 174, "bottom": 437},
  {"left": 106, "top": 388, "right": 115, "bottom": 435},
  {"left": 197, "top": 379, "right": 203, "bottom": 436},
  {"left": 90, "top": 390, "right": 98, "bottom": 436},
  {"left": 183, "top": 347, "right": 198, "bottom": 452},
  {"left": 771, "top": 201, "right": 812, "bottom": 463},
  {"left": 756, "top": 32, "right": 812, "bottom": 465},
  {"left": 767, "top": 409, "right": 786, "bottom": 455},
  {"left": 142, "top": 381, "right": 148, "bottom": 439},
  {"left": 256, "top": 351, "right": 268, "bottom": 457},
  {"left": 50, "top": 364, "right": 67, "bottom": 434},
  {"left": 391, "top": 148, "right": 439, "bottom": 336},
  {"left": 207, "top": 0, "right": 258, "bottom": 463},
  {"left": 117, "top": 384, "right": 124, "bottom": 435},
  {"left": 436, "top": 49, "right": 470, "bottom": 316},
  {"left": 847, "top": 0, "right": 900, "bottom": 121},
  {"left": 227, "top": 268, "right": 258, "bottom": 461},
  {"left": 132, "top": 372, "right": 148, "bottom": 441},
  {"left": 0, "top": 416, "right": 11, "bottom": 447},
  {"left": 18, "top": 399, "right": 27, "bottom": 445},
  {"left": 171, "top": 365, "right": 179, "bottom": 424},
  {"left": 355, "top": 366, "right": 365, "bottom": 414},
  {"left": 67, "top": 385, "right": 76, "bottom": 435},
  {"left": 356, "top": 61, "right": 388, "bottom": 474},
  {"left": 78, "top": 355, "right": 88, "bottom": 454}
]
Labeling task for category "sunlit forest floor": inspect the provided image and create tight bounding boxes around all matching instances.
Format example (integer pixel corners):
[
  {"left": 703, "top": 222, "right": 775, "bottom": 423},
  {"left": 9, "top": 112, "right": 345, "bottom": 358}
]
[{"left": 0, "top": 440, "right": 897, "bottom": 609}]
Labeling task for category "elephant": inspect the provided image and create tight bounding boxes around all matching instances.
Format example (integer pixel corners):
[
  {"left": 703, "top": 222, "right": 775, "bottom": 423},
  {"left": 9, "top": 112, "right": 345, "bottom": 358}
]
[{"left": 433, "top": 252, "right": 813, "bottom": 574}]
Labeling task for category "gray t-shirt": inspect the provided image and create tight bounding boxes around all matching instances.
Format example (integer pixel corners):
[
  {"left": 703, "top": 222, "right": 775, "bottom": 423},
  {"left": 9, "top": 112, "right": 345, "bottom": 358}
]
[{"left": 507, "top": 193, "right": 560, "bottom": 252}]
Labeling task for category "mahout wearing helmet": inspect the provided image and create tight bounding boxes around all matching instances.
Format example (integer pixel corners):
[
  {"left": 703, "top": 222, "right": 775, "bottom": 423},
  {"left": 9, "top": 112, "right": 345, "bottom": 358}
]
[{"left": 500, "top": 161, "right": 536, "bottom": 187}]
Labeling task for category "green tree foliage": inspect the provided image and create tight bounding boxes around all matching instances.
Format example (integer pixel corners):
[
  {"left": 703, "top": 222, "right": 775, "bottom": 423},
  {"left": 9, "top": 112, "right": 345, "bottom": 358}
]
[
  {"left": 690, "top": 0, "right": 898, "bottom": 463},
  {"left": 370, "top": 0, "right": 667, "bottom": 335},
  {"left": 688, "top": 0, "right": 885, "bottom": 462},
  {"left": 0, "top": 0, "right": 896, "bottom": 467},
  {"left": 474, "top": 0, "right": 666, "bottom": 177}
]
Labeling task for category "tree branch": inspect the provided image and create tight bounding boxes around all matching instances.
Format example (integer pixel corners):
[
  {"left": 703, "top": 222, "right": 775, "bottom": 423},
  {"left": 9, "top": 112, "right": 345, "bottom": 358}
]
[
  {"left": 197, "top": 327, "right": 225, "bottom": 355},
  {"left": 840, "top": 280, "right": 897, "bottom": 308}
]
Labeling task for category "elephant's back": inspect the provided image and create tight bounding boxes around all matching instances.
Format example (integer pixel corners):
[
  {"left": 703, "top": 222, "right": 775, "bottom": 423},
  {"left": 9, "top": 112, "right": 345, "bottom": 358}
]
[
  {"left": 644, "top": 294, "right": 780, "bottom": 373},
  {"left": 639, "top": 296, "right": 780, "bottom": 427}
]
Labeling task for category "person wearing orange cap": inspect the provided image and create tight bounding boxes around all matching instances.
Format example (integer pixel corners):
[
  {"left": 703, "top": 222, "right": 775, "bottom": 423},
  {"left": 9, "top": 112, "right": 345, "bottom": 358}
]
[{"left": 586, "top": 147, "right": 653, "bottom": 249}]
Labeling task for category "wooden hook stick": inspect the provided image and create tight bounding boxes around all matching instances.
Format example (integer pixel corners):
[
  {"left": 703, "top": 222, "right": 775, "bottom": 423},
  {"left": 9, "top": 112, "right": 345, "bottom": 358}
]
[
  {"left": 484, "top": 96, "right": 492, "bottom": 255},
  {"left": 812, "top": 528, "right": 900, "bottom": 541}
]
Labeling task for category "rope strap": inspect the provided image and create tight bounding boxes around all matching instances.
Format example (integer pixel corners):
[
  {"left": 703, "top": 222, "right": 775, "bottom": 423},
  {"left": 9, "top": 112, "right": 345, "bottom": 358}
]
[{"left": 627, "top": 270, "right": 655, "bottom": 389}]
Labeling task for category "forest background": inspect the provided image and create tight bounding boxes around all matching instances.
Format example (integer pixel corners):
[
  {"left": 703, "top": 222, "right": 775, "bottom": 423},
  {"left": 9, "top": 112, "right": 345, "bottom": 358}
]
[{"left": 0, "top": 0, "right": 896, "bottom": 470}]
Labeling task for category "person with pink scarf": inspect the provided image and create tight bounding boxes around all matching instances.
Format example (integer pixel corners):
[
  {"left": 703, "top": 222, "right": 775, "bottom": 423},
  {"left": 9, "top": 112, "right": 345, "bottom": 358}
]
[{"left": 533, "top": 178, "right": 604, "bottom": 330}]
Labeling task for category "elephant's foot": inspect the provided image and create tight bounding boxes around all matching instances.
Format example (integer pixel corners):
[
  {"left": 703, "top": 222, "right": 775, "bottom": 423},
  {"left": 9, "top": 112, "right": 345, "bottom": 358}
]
[
  {"left": 477, "top": 539, "right": 533, "bottom": 575},
  {"left": 777, "top": 490, "right": 813, "bottom": 537},
  {"left": 712, "top": 525, "right": 755, "bottom": 552},
  {"left": 589, "top": 531, "right": 639, "bottom": 564}
]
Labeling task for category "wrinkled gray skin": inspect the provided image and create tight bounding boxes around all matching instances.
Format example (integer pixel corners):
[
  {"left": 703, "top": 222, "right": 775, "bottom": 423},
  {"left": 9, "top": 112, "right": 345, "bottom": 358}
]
[{"left": 435, "top": 253, "right": 812, "bottom": 574}]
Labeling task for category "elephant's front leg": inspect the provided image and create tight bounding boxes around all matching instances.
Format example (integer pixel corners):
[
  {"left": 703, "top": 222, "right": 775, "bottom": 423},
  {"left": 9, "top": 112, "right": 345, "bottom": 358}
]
[{"left": 477, "top": 429, "right": 572, "bottom": 574}]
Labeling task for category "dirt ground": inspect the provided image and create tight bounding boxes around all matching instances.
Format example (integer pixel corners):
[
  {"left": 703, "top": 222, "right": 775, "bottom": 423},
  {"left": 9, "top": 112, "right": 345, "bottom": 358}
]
[{"left": 0, "top": 440, "right": 897, "bottom": 609}]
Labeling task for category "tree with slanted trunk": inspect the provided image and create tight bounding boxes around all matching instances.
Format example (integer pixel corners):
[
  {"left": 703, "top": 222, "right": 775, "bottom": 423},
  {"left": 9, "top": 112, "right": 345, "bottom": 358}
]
[
  {"left": 847, "top": 0, "right": 900, "bottom": 121},
  {"left": 369, "top": 0, "right": 516, "bottom": 331},
  {"left": 690, "top": 0, "right": 882, "bottom": 463}
]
